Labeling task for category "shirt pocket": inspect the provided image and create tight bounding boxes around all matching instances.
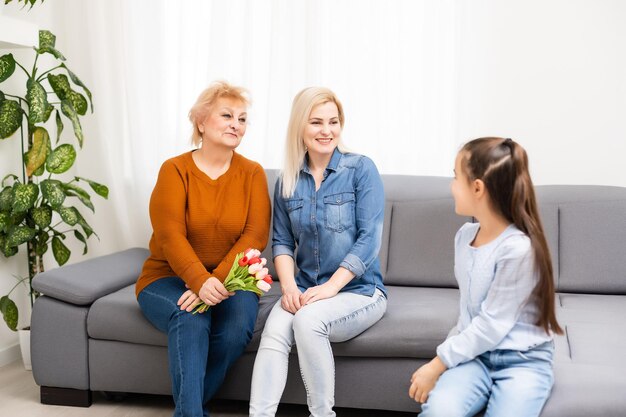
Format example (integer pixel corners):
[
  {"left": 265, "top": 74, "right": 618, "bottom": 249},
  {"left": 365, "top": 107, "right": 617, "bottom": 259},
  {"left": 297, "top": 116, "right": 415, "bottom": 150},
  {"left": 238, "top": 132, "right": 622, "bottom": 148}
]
[
  {"left": 284, "top": 198, "right": 304, "bottom": 235},
  {"left": 323, "top": 192, "right": 355, "bottom": 232}
]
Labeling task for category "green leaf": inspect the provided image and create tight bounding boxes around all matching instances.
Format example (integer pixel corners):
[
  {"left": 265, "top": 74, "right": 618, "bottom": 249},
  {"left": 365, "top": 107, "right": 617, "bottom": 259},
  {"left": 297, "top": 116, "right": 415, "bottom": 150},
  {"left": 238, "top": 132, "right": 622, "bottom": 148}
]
[
  {"left": 0, "top": 212, "right": 9, "bottom": 233},
  {"left": 51, "top": 235, "right": 70, "bottom": 265},
  {"left": 60, "top": 100, "right": 83, "bottom": 147},
  {"left": 75, "top": 210, "right": 94, "bottom": 238},
  {"left": 63, "top": 183, "right": 94, "bottom": 212},
  {"left": 56, "top": 206, "right": 78, "bottom": 225},
  {"left": 12, "top": 183, "right": 38, "bottom": 213},
  {"left": 0, "top": 187, "right": 14, "bottom": 211},
  {"left": 32, "top": 163, "right": 45, "bottom": 177},
  {"left": 60, "top": 63, "right": 93, "bottom": 113},
  {"left": 31, "top": 205, "right": 52, "bottom": 228},
  {"left": 0, "top": 233, "right": 18, "bottom": 257},
  {"left": 74, "top": 229, "right": 87, "bottom": 255},
  {"left": 26, "top": 78, "right": 51, "bottom": 125},
  {"left": 77, "top": 177, "right": 109, "bottom": 199},
  {"left": 0, "top": 99, "right": 23, "bottom": 139},
  {"left": 0, "top": 296, "right": 18, "bottom": 331},
  {"left": 47, "top": 73, "right": 87, "bottom": 116},
  {"left": 40, "top": 179, "right": 65, "bottom": 207},
  {"left": 24, "top": 127, "right": 50, "bottom": 176},
  {"left": 54, "top": 109, "right": 63, "bottom": 143},
  {"left": 10, "top": 210, "right": 25, "bottom": 226},
  {"left": 37, "top": 30, "right": 66, "bottom": 61},
  {"left": 34, "top": 231, "right": 48, "bottom": 256},
  {"left": 6, "top": 225, "right": 36, "bottom": 247},
  {"left": 0, "top": 54, "right": 16, "bottom": 83},
  {"left": 46, "top": 143, "right": 76, "bottom": 174}
]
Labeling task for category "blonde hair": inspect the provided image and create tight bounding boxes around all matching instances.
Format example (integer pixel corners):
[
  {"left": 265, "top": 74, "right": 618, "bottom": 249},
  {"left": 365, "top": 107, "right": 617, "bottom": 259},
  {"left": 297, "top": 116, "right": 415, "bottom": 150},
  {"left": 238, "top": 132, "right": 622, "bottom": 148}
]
[
  {"left": 188, "top": 80, "right": 250, "bottom": 146},
  {"left": 281, "top": 87, "right": 347, "bottom": 198}
]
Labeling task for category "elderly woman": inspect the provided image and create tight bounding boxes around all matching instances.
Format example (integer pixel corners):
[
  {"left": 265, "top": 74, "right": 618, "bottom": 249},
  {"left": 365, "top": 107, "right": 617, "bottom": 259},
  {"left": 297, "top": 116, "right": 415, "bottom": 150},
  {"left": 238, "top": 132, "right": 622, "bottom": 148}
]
[{"left": 136, "top": 81, "right": 271, "bottom": 417}]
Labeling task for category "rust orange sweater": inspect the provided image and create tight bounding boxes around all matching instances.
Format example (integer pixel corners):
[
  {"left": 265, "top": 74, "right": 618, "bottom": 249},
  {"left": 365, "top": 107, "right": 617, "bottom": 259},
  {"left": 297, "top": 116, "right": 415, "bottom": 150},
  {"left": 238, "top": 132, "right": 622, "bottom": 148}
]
[{"left": 135, "top": 151, "right": 271, "bottom": 297}]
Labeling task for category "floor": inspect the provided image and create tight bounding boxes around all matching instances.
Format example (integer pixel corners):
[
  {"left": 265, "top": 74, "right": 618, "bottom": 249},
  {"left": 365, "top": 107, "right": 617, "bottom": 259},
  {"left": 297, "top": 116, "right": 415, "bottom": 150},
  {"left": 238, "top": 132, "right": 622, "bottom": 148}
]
[{"left": 0, "top": 360, "right": 415, "bottom": 416}]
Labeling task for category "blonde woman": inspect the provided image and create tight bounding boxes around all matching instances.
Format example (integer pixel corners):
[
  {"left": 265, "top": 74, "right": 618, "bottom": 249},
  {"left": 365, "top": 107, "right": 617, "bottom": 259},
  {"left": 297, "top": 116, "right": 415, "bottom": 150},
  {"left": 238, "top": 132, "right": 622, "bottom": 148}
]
[
  {"left": 249, "top": 87, "right": 387, "bottom": 417},
  {"left": 136, "top": 81, "right": 271, "bottom": 417}
]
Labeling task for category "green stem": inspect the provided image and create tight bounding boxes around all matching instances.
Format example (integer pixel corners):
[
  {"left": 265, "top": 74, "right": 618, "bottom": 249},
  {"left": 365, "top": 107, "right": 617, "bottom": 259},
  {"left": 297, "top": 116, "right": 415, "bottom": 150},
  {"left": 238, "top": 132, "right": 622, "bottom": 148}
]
[
  {"left": 6, "top": 276, "right": 28, "bottom": 297},
  {"left": 3, "top": 94, "right": 27, "bottom": 104},
  {"left": 36, "top": 64, "right": 63, "bottom": 82},
  {"left": 19, "top": 126, "right": 26, "bottom": 184},
  {"left": 31, "top": 53, "right": 39, "bottom": 79},
  {"left": 15, "top": 60, "right": 29, "bottom": 77}
]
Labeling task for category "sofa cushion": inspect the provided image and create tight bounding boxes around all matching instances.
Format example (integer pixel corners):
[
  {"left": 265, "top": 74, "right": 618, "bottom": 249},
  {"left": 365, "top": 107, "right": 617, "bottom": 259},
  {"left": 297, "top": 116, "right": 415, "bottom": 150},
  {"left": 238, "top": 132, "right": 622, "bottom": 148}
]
[
  {"left": 88, "top": 284, "right": 459, "bottom": 359},
  {"left": 558, "top": 200, "right": 626, "bottom": 293},
  {"left": 555, "top": 293, "right": 626, "bottom": 366},
  {"left": 87, "top": 284, "right": 282, "bottom": 349},
  {"left": 385, "top": 199, "right": 470, "bottom": 287},
  {"left": 331, "top": 286, "right": 459, "bottom": 358}
]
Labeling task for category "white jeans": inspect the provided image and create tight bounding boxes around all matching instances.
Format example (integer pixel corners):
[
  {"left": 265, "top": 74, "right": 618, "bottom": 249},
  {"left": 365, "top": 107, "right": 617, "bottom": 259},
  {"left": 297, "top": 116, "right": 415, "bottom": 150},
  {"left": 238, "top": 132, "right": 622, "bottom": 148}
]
[{"left": 249, "top": 289, "right": 387, "bottom": 417}]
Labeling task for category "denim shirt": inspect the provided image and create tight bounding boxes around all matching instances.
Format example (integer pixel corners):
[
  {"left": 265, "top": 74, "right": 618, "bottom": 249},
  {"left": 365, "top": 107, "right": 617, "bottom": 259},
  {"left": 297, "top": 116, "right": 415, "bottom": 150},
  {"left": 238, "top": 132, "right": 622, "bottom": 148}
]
[{"left": 272, "top": 149, "right": 386, "bottom": 297}]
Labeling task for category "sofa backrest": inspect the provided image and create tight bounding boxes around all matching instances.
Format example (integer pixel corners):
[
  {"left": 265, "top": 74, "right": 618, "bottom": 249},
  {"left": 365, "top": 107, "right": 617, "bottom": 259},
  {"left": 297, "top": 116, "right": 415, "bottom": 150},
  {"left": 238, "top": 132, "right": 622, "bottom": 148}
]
[{"left": 264, "top": 170, "right": 626, "bottom": 295}]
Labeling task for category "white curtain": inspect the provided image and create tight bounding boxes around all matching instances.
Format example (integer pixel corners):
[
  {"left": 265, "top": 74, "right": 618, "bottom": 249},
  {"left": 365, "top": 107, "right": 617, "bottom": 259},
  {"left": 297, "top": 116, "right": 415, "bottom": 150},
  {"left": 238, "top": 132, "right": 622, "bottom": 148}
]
[{"left": 10, "top": 0, "right": 460, "bottom": 257}]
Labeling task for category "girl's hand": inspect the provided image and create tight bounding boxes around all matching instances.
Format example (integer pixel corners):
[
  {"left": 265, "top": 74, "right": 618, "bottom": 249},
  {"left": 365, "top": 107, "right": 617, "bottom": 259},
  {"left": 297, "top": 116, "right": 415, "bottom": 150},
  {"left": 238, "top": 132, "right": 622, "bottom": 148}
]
[
  {"left": 199, "top": 277, "right": 234, "bottom": 306},
  {"left": 409, "top": 356, "right": 447, "bottom": 404},
  {"left": 177, "top": 288, "right": 202, "bottom": 312},
  {"left": 300, "top": 282, "right": 340, "bottom": 306},
  {"left": 281, "top": 285, "right": 303, "bottom": 314}
]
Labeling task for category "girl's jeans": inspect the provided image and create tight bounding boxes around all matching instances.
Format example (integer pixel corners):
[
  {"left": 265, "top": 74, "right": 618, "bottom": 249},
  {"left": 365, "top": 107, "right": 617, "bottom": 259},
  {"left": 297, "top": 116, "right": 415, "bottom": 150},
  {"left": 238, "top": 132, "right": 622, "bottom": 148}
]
[
  {"left": 419, "top": 341, "right": 555, "bottom": 417},
  {"left": 249, "top": 288, "right": 387, "bottom": 417},
  {"left": 138, "top": 277, "right": 258, "bottom": 417}
]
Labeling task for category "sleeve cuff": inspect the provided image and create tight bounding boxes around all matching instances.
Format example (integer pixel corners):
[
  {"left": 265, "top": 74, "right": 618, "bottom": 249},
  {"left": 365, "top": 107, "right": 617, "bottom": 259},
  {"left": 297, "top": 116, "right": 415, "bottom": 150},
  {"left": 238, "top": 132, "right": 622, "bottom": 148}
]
[
  {"left": 273, "top": 244, "right": 295, "bottom": 259},
  {"left": 340, "top": 253, "right": 366, "bottom": 277},
  {"left": 436, "top": 343, "right": 455, "bottom": 369}
]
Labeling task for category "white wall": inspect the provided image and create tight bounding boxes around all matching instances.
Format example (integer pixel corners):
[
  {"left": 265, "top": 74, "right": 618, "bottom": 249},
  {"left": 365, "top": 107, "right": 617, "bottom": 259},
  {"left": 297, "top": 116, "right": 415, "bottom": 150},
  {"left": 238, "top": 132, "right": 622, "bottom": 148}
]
[
  {"left": 1, "top": 0, "right": 625, "bottom": 360},
  {"left": 456, "top": 0, "right": 626, "bottom": 187}
]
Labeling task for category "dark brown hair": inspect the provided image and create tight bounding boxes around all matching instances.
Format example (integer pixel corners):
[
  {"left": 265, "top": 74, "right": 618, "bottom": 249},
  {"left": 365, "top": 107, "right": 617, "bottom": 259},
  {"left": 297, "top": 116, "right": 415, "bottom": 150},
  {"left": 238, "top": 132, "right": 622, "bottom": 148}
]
[{"left": 460, "top": 137, "right": 563, "bottom": 335}]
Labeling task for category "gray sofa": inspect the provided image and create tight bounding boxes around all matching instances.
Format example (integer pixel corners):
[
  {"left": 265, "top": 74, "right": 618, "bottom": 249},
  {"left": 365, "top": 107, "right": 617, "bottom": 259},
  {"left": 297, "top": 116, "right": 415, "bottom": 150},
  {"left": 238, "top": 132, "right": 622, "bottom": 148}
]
[{"left": 30, "top": 171, "right": 626, "bottom": 416}]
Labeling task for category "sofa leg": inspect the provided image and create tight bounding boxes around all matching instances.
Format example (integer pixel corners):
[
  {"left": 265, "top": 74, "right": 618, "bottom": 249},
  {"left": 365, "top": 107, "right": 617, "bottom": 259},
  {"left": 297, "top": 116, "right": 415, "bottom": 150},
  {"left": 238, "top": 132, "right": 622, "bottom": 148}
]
[{"left": 40, "top": 386, "right": 92, "bottom": 407}]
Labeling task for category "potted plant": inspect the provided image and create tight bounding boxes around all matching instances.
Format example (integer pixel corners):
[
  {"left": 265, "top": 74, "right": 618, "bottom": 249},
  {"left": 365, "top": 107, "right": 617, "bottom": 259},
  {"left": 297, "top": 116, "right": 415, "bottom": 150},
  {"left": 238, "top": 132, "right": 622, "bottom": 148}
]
[{"left": 0, "top": 29, "right": 108, "bottom": 367}]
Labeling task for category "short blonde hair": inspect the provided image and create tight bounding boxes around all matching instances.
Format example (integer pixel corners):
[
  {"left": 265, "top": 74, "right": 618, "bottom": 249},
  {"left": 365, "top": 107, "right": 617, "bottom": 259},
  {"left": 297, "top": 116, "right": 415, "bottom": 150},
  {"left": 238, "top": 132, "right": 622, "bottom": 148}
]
[
  {"left": 188, "top": 81, "right": 250, "bottom": 146},
  {"left": 281, "top": 87, "right": 347, "bottom": 198}
]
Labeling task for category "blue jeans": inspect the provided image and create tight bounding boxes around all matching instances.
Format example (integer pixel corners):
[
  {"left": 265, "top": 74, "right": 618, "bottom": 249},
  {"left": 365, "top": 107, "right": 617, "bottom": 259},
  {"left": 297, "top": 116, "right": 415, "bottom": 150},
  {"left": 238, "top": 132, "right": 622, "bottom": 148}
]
[
  {"left": 419, "top": 341, "right": 555, "bottom": 417},
  {"left": 137, "top": 277, "right": 258, "bottom": 417},
  {"left": 249, "top": 288, "right": 387, "bottom": 417}
]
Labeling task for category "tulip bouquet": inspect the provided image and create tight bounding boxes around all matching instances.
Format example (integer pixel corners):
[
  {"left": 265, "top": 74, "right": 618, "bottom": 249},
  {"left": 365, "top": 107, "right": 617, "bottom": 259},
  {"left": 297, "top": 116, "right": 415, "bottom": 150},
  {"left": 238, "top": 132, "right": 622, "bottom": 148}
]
[{"left": 193, "top": 248, "right": 273, "bottom": 314}]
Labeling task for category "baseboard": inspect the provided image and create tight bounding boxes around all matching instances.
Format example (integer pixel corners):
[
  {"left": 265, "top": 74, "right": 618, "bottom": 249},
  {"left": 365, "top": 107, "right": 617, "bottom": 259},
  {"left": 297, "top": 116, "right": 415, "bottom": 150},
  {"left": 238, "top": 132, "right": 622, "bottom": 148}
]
[{"left": 0, "top": 343, "right": 21, "bottom": 367}]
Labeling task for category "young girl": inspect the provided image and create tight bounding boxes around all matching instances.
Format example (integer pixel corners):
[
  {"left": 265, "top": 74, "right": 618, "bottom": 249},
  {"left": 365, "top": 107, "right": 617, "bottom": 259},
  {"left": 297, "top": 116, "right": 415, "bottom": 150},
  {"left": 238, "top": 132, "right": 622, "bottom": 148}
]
[{"left": 409, "top": 137, "right": 563, "bottom": 417}]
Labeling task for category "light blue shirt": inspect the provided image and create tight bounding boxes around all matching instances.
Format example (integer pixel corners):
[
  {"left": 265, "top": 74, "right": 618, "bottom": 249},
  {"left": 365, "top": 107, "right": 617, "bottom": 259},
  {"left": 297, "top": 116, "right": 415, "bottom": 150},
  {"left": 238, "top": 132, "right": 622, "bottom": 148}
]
[
  {"left": 272, "top": 148, "right": 386, "bottom": 297},
  {"left": 437, "top": 222, "right": 553, "bottom": 368}
]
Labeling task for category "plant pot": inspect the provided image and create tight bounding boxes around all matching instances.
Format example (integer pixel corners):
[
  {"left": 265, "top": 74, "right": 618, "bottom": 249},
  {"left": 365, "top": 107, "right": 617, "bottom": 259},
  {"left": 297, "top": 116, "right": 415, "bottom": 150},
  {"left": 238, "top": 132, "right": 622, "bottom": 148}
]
[{"left": 18, "top": 328, "right": 31, "bottom": 371}]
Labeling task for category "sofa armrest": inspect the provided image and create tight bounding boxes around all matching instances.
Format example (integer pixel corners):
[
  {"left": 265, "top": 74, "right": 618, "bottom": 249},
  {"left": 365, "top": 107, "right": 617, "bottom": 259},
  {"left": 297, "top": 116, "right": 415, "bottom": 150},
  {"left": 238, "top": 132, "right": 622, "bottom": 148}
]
[{"left": 32, "top": 247, "right": 149, "bottom": 306}]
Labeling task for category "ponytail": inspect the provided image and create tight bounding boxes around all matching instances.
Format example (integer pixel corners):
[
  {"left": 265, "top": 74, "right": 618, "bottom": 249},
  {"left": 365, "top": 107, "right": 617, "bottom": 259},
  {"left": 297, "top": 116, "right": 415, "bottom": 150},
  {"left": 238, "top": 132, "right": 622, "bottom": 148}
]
[{"left": 461, "top": 137, "right": 563, "bottom": 335}]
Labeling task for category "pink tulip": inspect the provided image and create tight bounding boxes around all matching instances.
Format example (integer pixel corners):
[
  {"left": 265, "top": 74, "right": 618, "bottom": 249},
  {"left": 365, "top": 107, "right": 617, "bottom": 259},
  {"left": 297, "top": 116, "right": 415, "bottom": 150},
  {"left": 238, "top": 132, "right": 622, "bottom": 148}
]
[
  {"left": 248, "top": 263, "right": 263, "bottom": 275},
  {"left": 245, "top": 249, "right": 261, "bottom": 259},
  {"left": 260, "top": 257, "right": 267, "bottom": 267},
  {"left": 256, "top": 280, "right": 271, "bottom": 292},
  {"left": 255, "top": 268, "right": 269, "bottom": 280}
]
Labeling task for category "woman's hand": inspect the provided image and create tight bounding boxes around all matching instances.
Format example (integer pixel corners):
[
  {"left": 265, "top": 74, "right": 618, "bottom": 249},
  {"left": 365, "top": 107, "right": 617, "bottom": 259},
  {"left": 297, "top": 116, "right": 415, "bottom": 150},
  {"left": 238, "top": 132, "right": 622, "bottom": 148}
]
[
  {"left": 300, "top": 282, "right": 340, "bottom": 306},
  {"left": 199, "top": 277, "right": 233, "bottom": 306},
  {"left": 177, "top": 286, "right": 202, "bottom": 312},
  {"left": 281, "top": 285, "right": 303, "bottom": 314},
  {"left": 409, "top": 356, "right": 447, "bottom": 404}
]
